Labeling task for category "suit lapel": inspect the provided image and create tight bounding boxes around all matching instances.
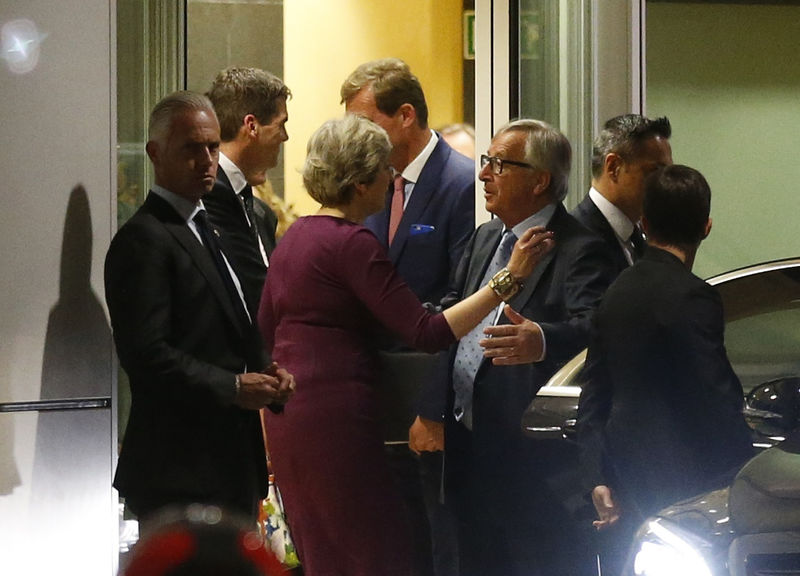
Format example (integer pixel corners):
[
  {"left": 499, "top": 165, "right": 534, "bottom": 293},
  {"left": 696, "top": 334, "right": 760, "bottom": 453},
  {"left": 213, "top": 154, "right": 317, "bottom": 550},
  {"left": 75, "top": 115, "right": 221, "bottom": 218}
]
[
  {"left": 145, "top": 193, "right": 247, "bottom": 338},
  {"left": 252, "top": 198, "right": 277, "bottom": 256},
  {"left": 579, "top": 197, "right": 630, "bottom": 271},
  {"left": 214, "top": 167, "right": 251, "bottom": 229},
  {"left": 387, "top": 139, "right": 449, "bottom": 261},
  {"left": 465, "top": 219, "right": 504, "bottom": 295},
  {"left": 367, "top": 185, "right": 392, "bottom": 248},
  {"left": 504, "top": 205, "right": 565, "bottom": 312}
]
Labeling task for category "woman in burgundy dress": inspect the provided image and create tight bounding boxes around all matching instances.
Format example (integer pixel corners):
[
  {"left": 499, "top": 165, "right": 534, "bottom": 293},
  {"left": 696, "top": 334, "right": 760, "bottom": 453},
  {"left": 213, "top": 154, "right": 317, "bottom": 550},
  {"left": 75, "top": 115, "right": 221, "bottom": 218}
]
[{"left": 257, "top": 115, "right": 551, "bottom": 576}]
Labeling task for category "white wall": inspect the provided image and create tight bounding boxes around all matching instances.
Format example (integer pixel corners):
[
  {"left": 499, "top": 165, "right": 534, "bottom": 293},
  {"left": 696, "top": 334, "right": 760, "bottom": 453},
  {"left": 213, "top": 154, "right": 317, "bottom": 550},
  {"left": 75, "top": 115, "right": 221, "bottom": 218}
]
[
  {"left": 647, "top": 2, "right": 800, "bottom": 278},
  {"left": 0, "top": 0, "right": 117, "bottom": 573}
]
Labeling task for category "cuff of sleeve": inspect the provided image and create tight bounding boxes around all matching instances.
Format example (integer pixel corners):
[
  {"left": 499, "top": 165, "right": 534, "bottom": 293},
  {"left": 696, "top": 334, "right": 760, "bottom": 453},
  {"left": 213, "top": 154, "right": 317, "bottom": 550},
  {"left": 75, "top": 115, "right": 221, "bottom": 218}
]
[{"left": 533, "top": 322, "right": 546, "bottom": 362}]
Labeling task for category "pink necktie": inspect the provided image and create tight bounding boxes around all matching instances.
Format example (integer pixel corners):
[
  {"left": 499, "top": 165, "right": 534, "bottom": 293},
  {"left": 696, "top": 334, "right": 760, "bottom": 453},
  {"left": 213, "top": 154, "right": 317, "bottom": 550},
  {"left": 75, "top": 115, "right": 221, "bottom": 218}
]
[{"left": 388, "top": 174, "right": 405, "bottom": 246}]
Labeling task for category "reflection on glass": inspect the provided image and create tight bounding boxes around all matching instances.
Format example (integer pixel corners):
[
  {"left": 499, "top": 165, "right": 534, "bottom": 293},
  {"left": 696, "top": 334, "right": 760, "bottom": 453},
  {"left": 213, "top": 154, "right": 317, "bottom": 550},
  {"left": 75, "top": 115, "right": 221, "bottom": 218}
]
[
  {"left": 719, "top": 266, "right": 800, "bottom": 393},
  {"left": 115, "top": 0, "right": 186, "bottom": 565},
  {"left": 515, "top": 0, "right": 592, "bottom": 204},
  {"left": 1, "top": 19, "right": 47, "bottom": 75},
  {"left": 518, "top": 1, "right": 553, "bottom": 122}
]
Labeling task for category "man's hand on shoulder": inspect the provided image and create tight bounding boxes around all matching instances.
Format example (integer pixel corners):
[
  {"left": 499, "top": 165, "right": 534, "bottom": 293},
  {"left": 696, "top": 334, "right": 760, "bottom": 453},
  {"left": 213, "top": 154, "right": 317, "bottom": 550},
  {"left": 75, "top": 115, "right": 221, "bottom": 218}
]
[
  {"left": 234, "top": 363, "right": 295, "bottom": 410},
  {"left": 481, "top": 305, "right": 544, "bottom": 365}
]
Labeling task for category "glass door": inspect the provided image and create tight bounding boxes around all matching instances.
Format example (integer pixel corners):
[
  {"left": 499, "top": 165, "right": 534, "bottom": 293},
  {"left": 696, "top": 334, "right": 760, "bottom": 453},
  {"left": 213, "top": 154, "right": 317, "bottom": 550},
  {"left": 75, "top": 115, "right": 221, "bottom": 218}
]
[
  {"left": 476, "top": 0, "right": 643, "bottom": 214},
  {"left": 115, "top": 1, "right": 185, "bottom": 568}
]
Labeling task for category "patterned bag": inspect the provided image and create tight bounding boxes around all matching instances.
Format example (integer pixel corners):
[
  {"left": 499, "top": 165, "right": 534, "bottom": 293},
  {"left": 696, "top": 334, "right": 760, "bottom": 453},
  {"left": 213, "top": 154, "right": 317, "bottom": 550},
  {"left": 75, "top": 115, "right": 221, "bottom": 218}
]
[{"left": 260, "top": 473, "right": 301, "bottom": 569}]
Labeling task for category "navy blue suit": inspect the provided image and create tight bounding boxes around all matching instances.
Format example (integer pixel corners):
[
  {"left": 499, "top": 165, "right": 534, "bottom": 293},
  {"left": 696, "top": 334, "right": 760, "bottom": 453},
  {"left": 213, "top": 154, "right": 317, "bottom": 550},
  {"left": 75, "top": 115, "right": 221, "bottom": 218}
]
[
  {"left": 366, "top": 136, "right": 474, "bottom": 576},
  {"left": 364, "top": 136, "right": 475, "bottom": 305},
  {"left": 437, "top": 205, "right": 617, "bottom": 576}
]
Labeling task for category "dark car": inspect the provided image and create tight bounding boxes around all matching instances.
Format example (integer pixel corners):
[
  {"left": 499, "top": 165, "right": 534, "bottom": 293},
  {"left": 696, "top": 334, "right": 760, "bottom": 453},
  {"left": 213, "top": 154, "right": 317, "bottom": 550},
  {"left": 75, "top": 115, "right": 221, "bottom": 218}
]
[{"left": 522, "top": 258, "right": 800, "bottom": 575}]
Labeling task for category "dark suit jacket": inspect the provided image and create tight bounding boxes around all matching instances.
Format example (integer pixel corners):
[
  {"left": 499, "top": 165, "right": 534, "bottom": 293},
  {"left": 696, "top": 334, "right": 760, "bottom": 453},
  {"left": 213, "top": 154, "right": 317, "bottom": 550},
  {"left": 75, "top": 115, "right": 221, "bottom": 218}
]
[
  {"left": 434, "top": 205, "right": 616, "bottom": 573},
  {"left": 578, "top": 247, "right": 753, "bottom": 519},
  {"left": 571, "top": 194, "right": 630, "bottom": 275},
  {"left": 364, "top": 136, "right": 475, "bottom": 305},
  {"left": 436, "top": 205, "right": 614, "bottom": 474},
  {"left": 204, "top": 166, "right": 278, "bottom": 320},
  {"left": 105, "top": 192, "right": 268, "bottom": 518},
  {"left": 365, "top": 138, "right": 475, "bottom": 434}
]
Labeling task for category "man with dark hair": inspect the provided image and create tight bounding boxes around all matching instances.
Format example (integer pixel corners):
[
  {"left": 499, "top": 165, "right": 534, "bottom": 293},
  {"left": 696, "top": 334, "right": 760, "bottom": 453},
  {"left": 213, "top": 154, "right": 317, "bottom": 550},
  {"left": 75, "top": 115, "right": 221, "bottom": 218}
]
[
  {"left": 205, "top": 67, "right": 291, "bottom": 318},
  {"left": 342, "top": 58, "right": 475, "bottom": 576},
  {"left": 480, "top": 115, "right": 673, "bottom": 366},
  {"left": 577, "top": 165, "right": 753, "bottom": 575},
  {"left": 573, "top": 114, "right": 673, "bottom": 273},
  {"left": 105, "top": 91, "right": 294, "bottom": 531},
  {"left": 436, "top": 119, "right": 615, "bottom": 575}
]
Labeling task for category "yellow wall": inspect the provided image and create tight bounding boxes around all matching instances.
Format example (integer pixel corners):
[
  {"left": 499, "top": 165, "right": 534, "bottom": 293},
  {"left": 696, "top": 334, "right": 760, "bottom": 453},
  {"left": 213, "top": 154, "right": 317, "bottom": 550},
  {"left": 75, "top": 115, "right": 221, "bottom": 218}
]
[{"left": 284, "top": 0, "right": 465, "bottom": 214}]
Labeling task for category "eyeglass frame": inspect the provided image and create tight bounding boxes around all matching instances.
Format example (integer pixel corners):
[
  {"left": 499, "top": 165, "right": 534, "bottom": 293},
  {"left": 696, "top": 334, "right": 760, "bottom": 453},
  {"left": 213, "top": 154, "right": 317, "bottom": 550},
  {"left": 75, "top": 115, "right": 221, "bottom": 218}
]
[{"left": 480, "top": 154, "right": 538, "bottom": 175}]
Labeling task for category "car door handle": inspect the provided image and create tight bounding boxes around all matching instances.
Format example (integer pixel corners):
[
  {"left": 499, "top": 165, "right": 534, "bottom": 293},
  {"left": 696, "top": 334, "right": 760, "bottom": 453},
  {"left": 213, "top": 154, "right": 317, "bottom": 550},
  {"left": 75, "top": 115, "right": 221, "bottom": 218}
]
[{"left": 562, "top": 418, "right": 577, "bottom": 440}]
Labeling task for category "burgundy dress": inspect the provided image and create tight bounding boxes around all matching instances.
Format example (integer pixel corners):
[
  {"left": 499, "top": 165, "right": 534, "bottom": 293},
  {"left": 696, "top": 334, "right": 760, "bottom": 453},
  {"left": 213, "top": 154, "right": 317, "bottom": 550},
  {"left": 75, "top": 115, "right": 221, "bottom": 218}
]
[{"left": 258, "top": 216, "right": 455, "bottom": 576}]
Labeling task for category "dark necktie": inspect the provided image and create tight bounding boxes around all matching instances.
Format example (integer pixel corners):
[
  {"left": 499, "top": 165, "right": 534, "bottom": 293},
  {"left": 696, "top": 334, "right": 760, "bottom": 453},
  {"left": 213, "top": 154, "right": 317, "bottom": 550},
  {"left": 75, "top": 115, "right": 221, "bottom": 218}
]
[
  {"left": 193, "top": 210, "right": 251, "bottom": 326},
  {"left": 239, "top": 184, "right": 260, "bottom": 245},
  {"left": 629, "top": 225, "right": 646, "bottom": 261}
]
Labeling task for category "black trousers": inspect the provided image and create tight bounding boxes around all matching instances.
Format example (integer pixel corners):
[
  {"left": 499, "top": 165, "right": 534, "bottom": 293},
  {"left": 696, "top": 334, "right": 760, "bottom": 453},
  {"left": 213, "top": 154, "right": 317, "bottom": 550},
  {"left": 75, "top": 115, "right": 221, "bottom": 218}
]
[
  {"left": 385, "top": 445, "right": 460, "bottom": 576},
  {"left": 445, "top": 420, "right": 597, "bottom": 576}
]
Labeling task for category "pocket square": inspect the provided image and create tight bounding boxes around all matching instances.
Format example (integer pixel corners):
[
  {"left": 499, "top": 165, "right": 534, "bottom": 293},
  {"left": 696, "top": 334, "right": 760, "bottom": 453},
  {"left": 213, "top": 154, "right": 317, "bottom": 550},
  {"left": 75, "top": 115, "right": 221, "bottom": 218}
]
[{"left": 409, "top": 224, "right": 435, "bottom": 236}]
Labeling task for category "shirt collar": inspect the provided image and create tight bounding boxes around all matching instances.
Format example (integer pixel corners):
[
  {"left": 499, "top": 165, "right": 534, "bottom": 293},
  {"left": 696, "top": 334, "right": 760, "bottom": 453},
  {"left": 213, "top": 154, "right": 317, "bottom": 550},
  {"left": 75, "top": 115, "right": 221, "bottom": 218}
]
[
  {"left": 589, "top": 186, "right": 635, "bottom": 242},
  {"left": 398, "top": 130, "right": 438, "bottom": 184},
  {"left": 508, "top": 203, "right": 557, "bottom": 238},
  {"left": 218, "top": 152, "right": 249, "bottom": 194},
  {"left": 150, "top": 184, "right": 205, "bottom": 223}
]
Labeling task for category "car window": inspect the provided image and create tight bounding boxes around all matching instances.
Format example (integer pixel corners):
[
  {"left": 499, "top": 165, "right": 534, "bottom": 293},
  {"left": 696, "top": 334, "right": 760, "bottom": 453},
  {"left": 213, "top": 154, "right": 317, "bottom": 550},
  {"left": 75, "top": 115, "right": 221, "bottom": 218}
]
[
  {"left": 542, "top": 261, "right": 800, "bottom": 394},
  {"left": 717, "top": 265, "right": 800, "bottom": 394}
]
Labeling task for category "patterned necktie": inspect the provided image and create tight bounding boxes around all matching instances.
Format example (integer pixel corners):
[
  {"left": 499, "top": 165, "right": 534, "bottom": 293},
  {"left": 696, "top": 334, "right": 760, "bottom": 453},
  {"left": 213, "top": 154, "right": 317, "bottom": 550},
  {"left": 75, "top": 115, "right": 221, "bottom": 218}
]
[
  {"left": 452, "top": 230, "right": 517, "bottom": 429},
  {"left": 193, "top": 210, "right": 251, "bottom": 327},
  {"left": 388, "top": 174, "right": 405, "bottom": 246}
]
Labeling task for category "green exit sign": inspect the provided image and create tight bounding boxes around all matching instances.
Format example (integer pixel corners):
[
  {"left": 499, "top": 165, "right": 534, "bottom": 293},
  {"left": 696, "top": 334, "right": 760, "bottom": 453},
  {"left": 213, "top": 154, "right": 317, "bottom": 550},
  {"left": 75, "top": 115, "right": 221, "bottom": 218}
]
[{"left": 464, "top": 10, "right": 475, "bottom": 60}]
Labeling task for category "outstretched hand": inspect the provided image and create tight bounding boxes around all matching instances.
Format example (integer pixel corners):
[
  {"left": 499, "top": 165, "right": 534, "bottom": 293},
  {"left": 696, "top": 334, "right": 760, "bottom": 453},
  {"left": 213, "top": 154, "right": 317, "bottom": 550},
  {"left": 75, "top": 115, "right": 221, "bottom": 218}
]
[
  {"left": 481, "top": 305, "right": 544, "bottom": 365},
  {"left": 506, "top": 226, "right": 554, "bottom": 280}
]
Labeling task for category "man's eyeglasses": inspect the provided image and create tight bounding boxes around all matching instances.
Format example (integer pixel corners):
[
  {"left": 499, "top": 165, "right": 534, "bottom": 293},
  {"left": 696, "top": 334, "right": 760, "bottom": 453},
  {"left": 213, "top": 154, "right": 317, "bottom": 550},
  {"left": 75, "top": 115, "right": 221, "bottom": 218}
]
[{"left": 480, "top": 154, "right": 538, "bottom": 175}]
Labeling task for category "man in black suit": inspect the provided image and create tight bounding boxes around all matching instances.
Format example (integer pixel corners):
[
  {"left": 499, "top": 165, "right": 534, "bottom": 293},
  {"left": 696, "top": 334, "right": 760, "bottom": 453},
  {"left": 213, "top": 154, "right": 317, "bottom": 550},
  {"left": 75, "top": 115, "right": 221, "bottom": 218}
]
[
  {"left": 342, "top": 58, "right": 475, "bottom": 576},
  {"left": 577, "top": 165, "right": 753, "bottom": 575},
  {"left": 572, "top": 114, "right": 672, "bottom": 273},
  {"left": 485, "top": 115, "right": 673, "bottom": 367},
  {"left": 435, "top": 119, "right": 616, "bottom": 575},
  {"left": 204, "top": 67, "right": 290, "bottom": 317},
  {"left": 105, "top": 92, "right": 294, "bottom": 531}
]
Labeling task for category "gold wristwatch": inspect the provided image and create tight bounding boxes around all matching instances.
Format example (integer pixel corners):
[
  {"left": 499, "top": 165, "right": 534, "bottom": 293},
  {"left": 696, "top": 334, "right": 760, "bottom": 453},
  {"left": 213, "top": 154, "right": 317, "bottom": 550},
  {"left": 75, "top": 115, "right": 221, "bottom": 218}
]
[{"left": 489, "top": 267, "right": 522, "bottom": 302}]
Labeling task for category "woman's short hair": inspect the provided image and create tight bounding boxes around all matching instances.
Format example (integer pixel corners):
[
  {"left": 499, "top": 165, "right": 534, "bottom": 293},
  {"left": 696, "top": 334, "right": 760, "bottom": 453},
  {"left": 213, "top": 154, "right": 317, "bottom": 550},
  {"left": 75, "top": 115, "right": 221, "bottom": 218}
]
[{"left": 303, "top": 115, "right": 392, "bottom": 207}]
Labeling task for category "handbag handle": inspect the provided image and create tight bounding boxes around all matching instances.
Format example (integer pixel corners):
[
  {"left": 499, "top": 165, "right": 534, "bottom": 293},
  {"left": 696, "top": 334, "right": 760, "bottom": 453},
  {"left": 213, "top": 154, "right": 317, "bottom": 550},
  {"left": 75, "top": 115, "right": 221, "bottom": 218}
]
[{"left": 260, "top": 408, "right": 273, "bottom": 475}]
